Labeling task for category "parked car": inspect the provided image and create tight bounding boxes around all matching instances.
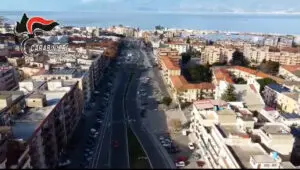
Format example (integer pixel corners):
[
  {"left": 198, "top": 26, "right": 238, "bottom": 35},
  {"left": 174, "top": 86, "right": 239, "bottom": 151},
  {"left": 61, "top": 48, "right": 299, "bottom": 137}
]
[
  {"left": 188, "top": 142, "right": 195, "bottom": 150},
  {"left": 59, "top": 160, "right": 71, "bottom": 167},
  {"left": 175, "top": 161, "right": 185, "bottom": 167}
]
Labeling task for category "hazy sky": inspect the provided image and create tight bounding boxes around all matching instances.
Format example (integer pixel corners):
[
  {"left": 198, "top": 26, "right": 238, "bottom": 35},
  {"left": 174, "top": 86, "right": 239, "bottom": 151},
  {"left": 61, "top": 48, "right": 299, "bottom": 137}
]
[{"left": 1, "top": 0, "right": 299, "bottom": 14}]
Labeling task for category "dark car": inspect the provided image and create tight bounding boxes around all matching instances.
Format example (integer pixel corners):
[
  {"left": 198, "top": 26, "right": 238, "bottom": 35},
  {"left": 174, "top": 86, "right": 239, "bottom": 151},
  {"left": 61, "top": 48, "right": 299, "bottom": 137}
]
[{"left": 140, "top": 109, "right": 146, "bottom": 118}]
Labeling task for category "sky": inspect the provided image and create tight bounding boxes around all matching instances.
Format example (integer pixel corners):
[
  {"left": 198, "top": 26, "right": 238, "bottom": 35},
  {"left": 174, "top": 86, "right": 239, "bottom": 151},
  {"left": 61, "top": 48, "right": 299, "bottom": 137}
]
[{"left": 1, "top": 0, "right": 300, "bottom": 14}]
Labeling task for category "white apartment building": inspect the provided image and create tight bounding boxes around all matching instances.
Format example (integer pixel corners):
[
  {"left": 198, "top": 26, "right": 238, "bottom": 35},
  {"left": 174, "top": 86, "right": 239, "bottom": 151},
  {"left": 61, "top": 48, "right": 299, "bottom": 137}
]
[
  {"left": 243, "top": 44, "right": 269, "bottom": 64},
  {"left": 188, "top": 99, "right": 293, "bottom": 169},
  {"left": 201, "top": 46, "right": 235, "bottom": 65},
  {"left": 166, "top": 42, "right": 189, "bottom": 54},
  {"left": 31, "top": 68, "right": 91, "bottom": 110},
  {"left": 252, "top": 123, "right": 295, "bottom": 161}
]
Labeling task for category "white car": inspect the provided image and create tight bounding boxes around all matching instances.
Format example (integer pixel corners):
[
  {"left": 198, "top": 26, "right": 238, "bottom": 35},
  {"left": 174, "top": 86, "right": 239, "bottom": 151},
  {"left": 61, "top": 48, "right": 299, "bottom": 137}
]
[
  {"left": 59, "top": 160, "right": 71, "bottom": 167},
  {"left": 188, "top": 142, "right": 195, "bottom": 150},
  {"left": 175, "top": 161, "right": 185, "bottom": 167},
  {"left": 90, "top": 128, "right": 96, "bottom": 133}
]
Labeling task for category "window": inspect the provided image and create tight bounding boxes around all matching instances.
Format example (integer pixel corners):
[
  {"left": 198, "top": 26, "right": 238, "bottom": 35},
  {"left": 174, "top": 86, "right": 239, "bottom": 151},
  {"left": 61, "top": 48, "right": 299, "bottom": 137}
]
[{"left": 264, "top": 164, "right": 270, "bottom": 167}]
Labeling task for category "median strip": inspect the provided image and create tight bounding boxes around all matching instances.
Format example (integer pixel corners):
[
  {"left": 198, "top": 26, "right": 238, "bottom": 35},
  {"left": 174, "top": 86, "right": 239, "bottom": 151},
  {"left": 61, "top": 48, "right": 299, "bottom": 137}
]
[{"left": 127, "top": 127, "right": 151, "bottom": 169}]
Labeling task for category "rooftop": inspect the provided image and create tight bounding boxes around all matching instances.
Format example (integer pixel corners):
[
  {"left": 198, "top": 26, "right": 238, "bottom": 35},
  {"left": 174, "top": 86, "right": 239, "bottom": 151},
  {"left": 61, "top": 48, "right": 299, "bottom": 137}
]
[
  {"left": 251, "top": 155, "right": 277, "bottom": 163},
  {"left": 0, "top": 91, "right": 24, "bottom": 102},
  {"left": 194, "top": 99, "right": 227, "bottom": 110},
  {"left": 11, "top": 91, "right": 66, "bottom": 141},
  {"left": 281, "top": 64, "right": 300, "bottom": 75},
  {"left": 234, "top": 84, "right": 265, "bottom": 111},
  {"left": 45, "top": 68, "right": 77, "bottom": 75},
  {"left": 213, "top": 68, "right": 234, "bottom": 84},
  {"left": 229, "top": 144, "right": 267, "bottom": 169},
  {"left": 218, "top": 125, "right": 249, "bottom": 138},
  {"left": 160, "top": 56, "right": 180, "bottom": 70},
  {"left": 170, "top": 75, "right": 215, "bottom": 90},
  {"left": 281, "top": 113, "right": 300, "bottom": 120},
  {"left": 266, "top": 83, "right": 291, "bottom": 93},
  {"left": 231, "top": 66, "right": 284, "bottom": 84},
  {"left": 282, "top": 92, "right": 299, "bottom": 101},
  {"left": 261, "top": 123, "right": 290, "bottom": 135}
]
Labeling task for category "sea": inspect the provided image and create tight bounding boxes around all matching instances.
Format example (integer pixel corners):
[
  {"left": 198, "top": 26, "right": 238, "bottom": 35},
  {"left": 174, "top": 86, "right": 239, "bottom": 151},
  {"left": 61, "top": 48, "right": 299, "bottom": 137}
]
[{"left": 1, "top": 11, "right": 300, "bottom": 35}]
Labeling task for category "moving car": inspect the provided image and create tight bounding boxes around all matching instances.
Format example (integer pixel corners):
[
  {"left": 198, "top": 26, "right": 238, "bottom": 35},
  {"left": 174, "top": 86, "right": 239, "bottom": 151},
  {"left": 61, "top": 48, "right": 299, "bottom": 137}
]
[{"left": 112, "top": 140, "right": 119, "bottom": 148}]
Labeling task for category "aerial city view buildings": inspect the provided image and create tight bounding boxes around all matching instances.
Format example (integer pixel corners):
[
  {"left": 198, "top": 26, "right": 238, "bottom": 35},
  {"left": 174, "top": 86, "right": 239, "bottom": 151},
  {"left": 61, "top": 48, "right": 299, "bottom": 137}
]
[{"left": 0, "top": 0, "right": 300, "bottom": 169}]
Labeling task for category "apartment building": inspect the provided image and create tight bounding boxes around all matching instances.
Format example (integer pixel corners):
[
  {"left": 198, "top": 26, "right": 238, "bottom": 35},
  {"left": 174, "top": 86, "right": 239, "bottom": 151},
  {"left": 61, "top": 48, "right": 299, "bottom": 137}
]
[
  {"left": 268, "top": 50, "right": 300, "bottom": 65},
  {"left": 31, "top": 68, "right": 90, "bottom": 109},
  {"left": 201, "top": 46, "right": 235, "bottom": 65},
  {"left": 189, "top": 100, "right": 292, "bottom": 169},
  {"left": 227, "top": 66, "right": 284, "bottom": 84},
  {"left": 262, "top": 83, "right": 300, "bottom": 113},
  {"left": 159, "top": 56, "right": 181, "bottom": 85},
  {"left": 243, "top": 44, "right": 269, "bottom": 64},
  {"left": 190, "top": 42, "right": 205, "bottom": 52},
  {"left": 169, "top": 75, "right": 215, "bottom": 102},
  {"left": 215, "top": 79, "right": 265, "bottom": 111},
  {"left": 258, "top": 108, "right": 300, "bottom": 126},
  {"left": 166, "top": 42, "right": 189, "bottom": 54},
  {"left": 158, "top": 48, "right": 179, "bottom": 58},
  {"left": 279, "top": 65, "right": 300, "bottom": 82},
  {"left": 252, "top": 123, "right": 294, "bottom": 161},
  {"left": 0, "top": 80, "right": 83, "bottom": 168},
  {"left": 0, "top": 64, "right": 19, "bottom": 91}
]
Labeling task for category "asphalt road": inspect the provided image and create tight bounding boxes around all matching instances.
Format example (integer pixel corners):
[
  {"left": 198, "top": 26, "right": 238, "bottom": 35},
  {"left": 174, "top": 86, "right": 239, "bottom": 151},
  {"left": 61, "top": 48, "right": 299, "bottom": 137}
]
[
  {"left": 109, "top": 70, "right": 130, "bottom": 169},
  {"left": 125, "top": 47, "right": 174, "bottom": 169},
  {"left": 93, "top": 39, "right": 173, "bottom": 169}
]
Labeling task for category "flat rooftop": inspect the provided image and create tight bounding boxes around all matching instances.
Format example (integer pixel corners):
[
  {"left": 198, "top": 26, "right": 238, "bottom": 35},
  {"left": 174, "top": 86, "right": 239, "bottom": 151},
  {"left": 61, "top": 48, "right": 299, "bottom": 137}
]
[
  {"left": 194, "top": 99, "right": 227, "bottom": 110},
  {"left": 11, "top": 91, "right": 66, "bottom": 141},
  {"left": 0, "top": 91, "right": 24, "bottom": 101},
  {"left": 229, "top": 144, "right": 267, "bottom": 169},
  {"left": 45, "top": 68, "right": 76, "bottom": 75},
  {"left": 218, "top": 125, "right": 249, "bottom": 138},
  {"left": 261, "top": 123, "right": 290, "bottom": 134}
]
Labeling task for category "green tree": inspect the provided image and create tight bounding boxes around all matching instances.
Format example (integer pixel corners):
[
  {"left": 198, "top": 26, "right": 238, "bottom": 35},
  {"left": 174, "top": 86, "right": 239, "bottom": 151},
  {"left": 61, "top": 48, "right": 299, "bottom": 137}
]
[
  {"left": 187, "top": 65, "right": 212, "bottom": 82},
  {"left": 161, "top": 96, "right": 172, "bottom": 106},
  {"left": 154, "top": 31, "right": 158, "bottom": 36},
  {"left": 159, "top": 34, "right": 164, "bottom": 40},
  {"left": 155, "top": 25, "right": 164, "bottom": 30},
  {"left": 181, "top": 52, "right": 191, "bottom": 65},
  {"left": 186, "top": 36, "right": 191, "bottom": 44},
  {"left": 221, "top": 84, "right": 237, "bottom": 102},
  {"left": 256, "top": 78, "right": 276, "bottom": 93},
  {"left": 235, "top": 77, "right": 247, "bottom": 84},
  {"left": 230, "top": 49, "right": 249, "bottom": 66},
  {"left": 259, "top": 60, "right": 280, "bottom": 75}
]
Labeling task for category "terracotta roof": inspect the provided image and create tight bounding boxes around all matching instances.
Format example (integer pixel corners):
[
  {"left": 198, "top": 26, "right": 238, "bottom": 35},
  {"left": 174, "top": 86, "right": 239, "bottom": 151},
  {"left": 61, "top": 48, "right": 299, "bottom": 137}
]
[
  {"left": 214, "top": 69, "right": 234, "bottom": 84},
  {"left": 170, "top": 75, "right": 215, "bottom": 90},
  {"left": 160, "top": 56, "right": 180, "bottom": 70},
  {"left": 232, "top": 66, "right": 284, "bottom": 84},
  {"left": 281, "top": 65, "right": 300, "bottom": 73}
]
